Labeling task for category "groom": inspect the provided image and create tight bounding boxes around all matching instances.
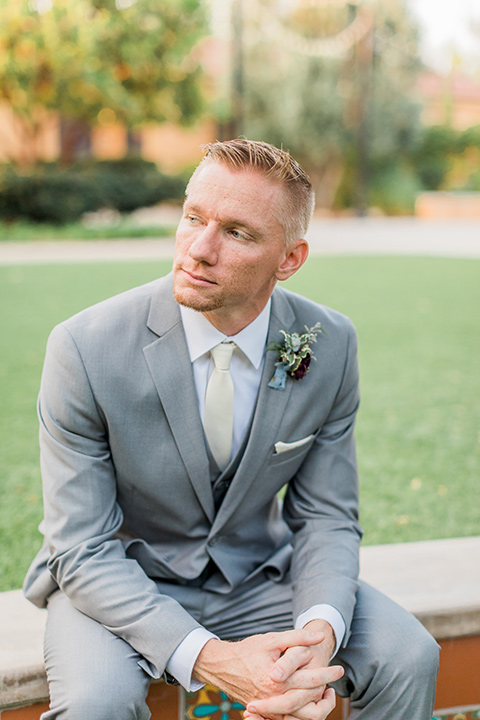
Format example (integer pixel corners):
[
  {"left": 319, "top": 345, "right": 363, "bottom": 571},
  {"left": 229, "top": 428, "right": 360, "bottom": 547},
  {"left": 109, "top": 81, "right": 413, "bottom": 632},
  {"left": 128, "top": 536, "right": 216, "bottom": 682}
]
[{"left": 24, "top": 139, "right": 438, "bottom": 720}]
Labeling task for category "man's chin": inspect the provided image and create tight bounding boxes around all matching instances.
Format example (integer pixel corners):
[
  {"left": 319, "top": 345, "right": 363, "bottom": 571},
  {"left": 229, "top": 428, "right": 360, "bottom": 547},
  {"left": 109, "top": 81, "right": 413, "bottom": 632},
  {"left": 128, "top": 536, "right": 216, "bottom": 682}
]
[{"left": 174, "top": 286, "right": 222, "bottom": 314}]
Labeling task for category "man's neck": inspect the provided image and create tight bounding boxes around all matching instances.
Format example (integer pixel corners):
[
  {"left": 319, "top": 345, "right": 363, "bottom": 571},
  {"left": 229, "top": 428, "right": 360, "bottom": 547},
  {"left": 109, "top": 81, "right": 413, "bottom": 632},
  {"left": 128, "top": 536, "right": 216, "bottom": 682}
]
[
  {"left": 180, "top": 300, "right": 271, "bottom": 369},
  {"left": 200, "top": 300, "right": 272, "bottom": 337}
]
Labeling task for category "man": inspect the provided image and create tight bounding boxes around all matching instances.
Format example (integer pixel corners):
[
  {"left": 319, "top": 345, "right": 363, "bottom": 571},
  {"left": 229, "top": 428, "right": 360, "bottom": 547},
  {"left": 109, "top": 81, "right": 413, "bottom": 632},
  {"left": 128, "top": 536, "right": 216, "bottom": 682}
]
[{"left": 24, "top": 139, "right": 439, "bottom": 720}]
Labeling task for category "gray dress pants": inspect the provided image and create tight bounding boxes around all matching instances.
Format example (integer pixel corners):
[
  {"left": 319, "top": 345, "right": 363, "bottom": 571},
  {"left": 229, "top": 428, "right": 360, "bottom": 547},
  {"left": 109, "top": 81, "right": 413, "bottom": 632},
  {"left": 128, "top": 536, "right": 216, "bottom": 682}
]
[{"left": 41, "top": 574, "right": 439, "bottom": 720}]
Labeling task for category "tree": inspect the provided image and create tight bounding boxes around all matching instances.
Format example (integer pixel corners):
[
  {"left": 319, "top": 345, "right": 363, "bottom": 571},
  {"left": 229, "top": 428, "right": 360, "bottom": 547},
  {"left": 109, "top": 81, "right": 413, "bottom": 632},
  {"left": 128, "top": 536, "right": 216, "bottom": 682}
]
[
  {"left": 0, "top": 0, "right": 207, "bottom": 165},
  {"left": 240, "top": 0, "right": 424, "bottom": 211}
]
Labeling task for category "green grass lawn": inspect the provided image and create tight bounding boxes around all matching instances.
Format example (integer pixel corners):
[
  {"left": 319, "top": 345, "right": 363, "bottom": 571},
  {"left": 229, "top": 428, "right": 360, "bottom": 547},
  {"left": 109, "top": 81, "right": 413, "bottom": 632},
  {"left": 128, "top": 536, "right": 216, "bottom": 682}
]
[{"left": 1, "top": 256, "right": 479, "bottom": 590}]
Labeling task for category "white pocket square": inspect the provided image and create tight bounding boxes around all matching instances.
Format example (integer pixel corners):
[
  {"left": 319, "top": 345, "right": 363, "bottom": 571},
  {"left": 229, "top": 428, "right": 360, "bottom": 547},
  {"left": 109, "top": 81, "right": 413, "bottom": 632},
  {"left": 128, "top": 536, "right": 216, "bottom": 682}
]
[{"left": 274, "top": 435, "right": 315, "bottom": 454}]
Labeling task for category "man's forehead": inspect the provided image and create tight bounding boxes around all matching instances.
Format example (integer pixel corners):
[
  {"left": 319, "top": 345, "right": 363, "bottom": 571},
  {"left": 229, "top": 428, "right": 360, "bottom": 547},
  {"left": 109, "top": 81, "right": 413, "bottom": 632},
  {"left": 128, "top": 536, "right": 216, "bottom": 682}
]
[
  {"left": 188, "top": 159, "right": 279, "bottom": 190},
  {"left": 183, "top": 161, "right": 286, "bottom": 237},
  {"left": 188, "top": 162, "right": 283, "bottom": 208}
]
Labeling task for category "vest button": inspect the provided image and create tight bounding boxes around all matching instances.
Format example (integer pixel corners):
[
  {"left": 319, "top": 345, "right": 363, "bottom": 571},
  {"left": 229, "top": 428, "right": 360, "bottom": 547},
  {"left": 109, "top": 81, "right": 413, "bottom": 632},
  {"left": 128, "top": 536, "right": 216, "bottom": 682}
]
[{"left": 208, "top": 536, "right": 219, "bottom": 546}]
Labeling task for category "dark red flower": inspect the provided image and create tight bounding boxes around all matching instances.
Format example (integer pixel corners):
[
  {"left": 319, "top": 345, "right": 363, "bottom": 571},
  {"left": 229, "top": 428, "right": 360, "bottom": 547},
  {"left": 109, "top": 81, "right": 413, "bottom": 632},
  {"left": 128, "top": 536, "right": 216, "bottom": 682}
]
[{"left": 292, "top": 354, "right": 311, "bottom": 379}]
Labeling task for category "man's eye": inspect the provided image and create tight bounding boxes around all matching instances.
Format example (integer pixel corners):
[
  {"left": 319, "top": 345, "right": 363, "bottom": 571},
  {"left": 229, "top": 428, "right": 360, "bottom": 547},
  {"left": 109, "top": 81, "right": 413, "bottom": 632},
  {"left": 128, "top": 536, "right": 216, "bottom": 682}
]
[
  {"left": 188, "top": 215, "right": 200, "bottom": 224},
  {"left": 230, "top": 229, "right": 246, "bottom": 240}
]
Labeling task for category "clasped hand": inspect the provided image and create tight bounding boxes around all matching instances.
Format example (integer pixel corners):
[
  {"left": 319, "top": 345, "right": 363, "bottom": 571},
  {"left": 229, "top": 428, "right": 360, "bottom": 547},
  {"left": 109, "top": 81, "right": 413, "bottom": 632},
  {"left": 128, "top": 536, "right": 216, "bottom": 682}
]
[{"left": 194, "top": 623, "right": 344, "bottom": 720}]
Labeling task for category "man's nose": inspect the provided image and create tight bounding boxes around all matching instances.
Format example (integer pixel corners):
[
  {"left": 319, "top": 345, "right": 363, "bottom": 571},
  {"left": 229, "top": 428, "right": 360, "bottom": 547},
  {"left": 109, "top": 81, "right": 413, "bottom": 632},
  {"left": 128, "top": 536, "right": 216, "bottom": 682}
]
[{"left": 188, "top": 223, "right": 220, "bottom": 264}]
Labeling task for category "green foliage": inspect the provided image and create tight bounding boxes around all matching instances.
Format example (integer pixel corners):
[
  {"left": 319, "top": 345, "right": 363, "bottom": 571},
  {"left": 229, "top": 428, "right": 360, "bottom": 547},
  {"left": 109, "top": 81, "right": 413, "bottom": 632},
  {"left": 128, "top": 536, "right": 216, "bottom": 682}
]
[
  {"left": 0, "top": 158, "right": 186, "bottom": 223},
  {"left": 245, "top": 52, "right": 351, "bottom": 168},
  {"left": 0, "top": 0, "right": 207, "bottom": 162},
  {"left": 462, "top": 170, "right": 480, "bottom": 192},
  {"left": 79, "top": 158, "right": 187, "bottom": 214},
  {"left": 456, "top": 125, "right": 480, "bottom": 153},
  {"left": 335, "top": 154, "right": 422, "bottom": 215},
  {"left": 1, "top": 256, "right": 479, "bottom": 589},
  {"left": 368, "top": 162, "right": 423, "bottom": 215},
  {"left": 337, "top": 120, "right": 480, "bottom": 211},
  {"left": 241, "top": 0, "right": 423, "bottom": 211},
  {"left": 411, "top": 125, "right": 458, "bottom": 190},
  {"left": 410, "top": 123, "right": 480, "bottom": 192},
  {"left": 0, "top": 166, "right": 98, "bottom": 224}
]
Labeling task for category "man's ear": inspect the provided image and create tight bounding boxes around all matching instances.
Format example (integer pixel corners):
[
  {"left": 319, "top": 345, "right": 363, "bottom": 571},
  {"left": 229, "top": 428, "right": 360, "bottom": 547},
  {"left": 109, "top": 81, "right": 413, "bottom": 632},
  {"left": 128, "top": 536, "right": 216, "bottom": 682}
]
[{"left": 275, "top": 240, "right": 309, "bottom": 282}]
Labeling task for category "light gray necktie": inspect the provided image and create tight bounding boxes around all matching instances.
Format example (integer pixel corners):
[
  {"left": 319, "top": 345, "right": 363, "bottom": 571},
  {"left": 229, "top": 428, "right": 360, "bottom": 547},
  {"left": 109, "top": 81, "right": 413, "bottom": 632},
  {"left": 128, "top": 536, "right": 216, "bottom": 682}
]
[{"left": 204, "top": 342, "right": 236, "bottom": 470}]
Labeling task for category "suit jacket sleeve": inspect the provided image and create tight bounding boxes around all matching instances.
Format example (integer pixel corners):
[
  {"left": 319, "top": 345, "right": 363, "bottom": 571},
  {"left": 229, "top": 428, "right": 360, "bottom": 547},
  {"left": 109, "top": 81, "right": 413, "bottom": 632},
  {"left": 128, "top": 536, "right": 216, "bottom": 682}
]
[
  {"left": 37, "top": 322, "right": 202, "bottom": 677},
  {"left": 283, "top": 320, "right": 362, "bottom": 646}
]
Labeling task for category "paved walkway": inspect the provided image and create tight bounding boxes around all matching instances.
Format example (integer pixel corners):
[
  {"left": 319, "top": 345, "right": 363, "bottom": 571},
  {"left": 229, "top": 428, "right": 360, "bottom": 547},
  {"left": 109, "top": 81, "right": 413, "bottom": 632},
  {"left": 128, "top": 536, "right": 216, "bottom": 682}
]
[{"left": 1, "top": 217, "right": 479, "bottom": 265}]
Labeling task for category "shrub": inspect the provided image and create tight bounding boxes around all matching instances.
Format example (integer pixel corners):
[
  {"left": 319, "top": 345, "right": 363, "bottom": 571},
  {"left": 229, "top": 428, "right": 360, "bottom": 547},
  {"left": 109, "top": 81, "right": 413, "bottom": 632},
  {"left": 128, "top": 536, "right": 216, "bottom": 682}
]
[
  {"left": 411, "top": 125, "right": 458, "bottom": 191},
  {"left": 75, "top": 158, "right": 187, "bottom": 214},
  {"left": 0, "top": 166, "right": 99, "bottom": 224},
  {"left": 457, "top": 125, "right": 480, "bottom": 153},
  {"left": 334, "top": 153, "right": 422, "bottom": 215},
  {"left": 0, "top": 157, "right": 187, "bottom": 224},
  {"left": 368, "top": 162, "right": 422, "bottom": 215}
]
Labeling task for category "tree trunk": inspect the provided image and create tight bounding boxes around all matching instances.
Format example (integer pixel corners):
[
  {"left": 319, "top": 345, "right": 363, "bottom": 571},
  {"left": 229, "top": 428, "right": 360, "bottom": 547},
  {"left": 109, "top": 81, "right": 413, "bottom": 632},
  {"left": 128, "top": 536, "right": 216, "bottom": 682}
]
[
  {"left": 310, "top": 157, "right": 345, "bottom": 211},
  {"left": 60, "top": 117, "right": 91, "bottom": 166}
]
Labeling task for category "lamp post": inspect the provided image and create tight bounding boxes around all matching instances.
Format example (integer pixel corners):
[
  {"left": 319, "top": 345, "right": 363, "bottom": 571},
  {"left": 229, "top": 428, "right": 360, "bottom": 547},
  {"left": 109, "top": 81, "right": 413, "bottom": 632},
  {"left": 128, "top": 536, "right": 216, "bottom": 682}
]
[
  {"left": 230, "top": 0, "right": 244, "bottom": 137},
  {"left": 355, "top": 5, "right": 374, "bottom": 216}
]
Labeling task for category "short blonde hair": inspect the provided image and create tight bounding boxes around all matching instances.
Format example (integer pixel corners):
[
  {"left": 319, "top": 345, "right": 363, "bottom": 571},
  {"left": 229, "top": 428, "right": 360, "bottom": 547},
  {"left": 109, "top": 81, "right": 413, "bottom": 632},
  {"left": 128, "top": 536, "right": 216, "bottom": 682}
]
[{"left": 187, "top": 139, "right": 315, "bottom": 246}]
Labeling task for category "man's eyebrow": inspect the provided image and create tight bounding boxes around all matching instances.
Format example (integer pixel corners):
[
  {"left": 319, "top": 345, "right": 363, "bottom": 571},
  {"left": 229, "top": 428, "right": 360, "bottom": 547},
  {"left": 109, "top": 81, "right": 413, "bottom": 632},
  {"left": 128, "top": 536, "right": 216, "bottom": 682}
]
[
  {"left": 184, "top": 203, "right": 261, "bottom": 237},
  {"left": 227, "top": 217, "right": 256, "bottom": 229},
  {"left": 224, "top": 218, "right": 263, "bottom": 239}
]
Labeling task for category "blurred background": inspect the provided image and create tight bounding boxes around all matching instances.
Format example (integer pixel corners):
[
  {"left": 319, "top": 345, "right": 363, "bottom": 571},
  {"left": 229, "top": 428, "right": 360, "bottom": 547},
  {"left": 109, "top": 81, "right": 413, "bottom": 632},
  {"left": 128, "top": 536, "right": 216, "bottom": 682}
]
[{"left": 1, "top": 0, "right": 480, "bottom": 225}]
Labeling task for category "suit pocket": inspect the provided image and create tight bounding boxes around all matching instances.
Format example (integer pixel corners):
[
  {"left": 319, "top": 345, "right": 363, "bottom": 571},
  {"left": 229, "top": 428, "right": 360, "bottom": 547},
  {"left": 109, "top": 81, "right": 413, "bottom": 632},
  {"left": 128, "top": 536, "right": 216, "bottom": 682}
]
[
  {"left": 269, "top": 433, "right": 317, "bottom": 469},
  {"left": 274, "top": 434, "right": 315, "bottom": 454}
]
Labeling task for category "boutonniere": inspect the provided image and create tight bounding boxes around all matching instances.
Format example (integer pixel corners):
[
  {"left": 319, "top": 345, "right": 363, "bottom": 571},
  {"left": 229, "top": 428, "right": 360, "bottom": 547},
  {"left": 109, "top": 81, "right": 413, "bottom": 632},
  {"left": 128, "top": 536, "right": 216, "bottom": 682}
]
[{"left": 267, "top": 322, "right": 325, "bottom": 390}]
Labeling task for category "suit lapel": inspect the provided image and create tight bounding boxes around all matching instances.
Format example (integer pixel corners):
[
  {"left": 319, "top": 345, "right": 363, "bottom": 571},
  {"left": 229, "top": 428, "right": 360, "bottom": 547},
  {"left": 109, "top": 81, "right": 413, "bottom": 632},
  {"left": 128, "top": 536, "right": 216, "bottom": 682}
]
[
  {"left": 212, "top": 288, "right": 296, "bottom": 531},
  {"left": 142, "top": 275, "right": 214, "bottom": 521}
]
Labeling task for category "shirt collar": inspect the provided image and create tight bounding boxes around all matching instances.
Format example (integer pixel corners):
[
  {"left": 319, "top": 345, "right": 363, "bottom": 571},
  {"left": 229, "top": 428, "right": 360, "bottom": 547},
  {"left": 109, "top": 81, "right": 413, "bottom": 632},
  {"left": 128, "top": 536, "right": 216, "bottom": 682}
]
[{"left": 180, "top": 299, "right": 271, "bottom": 370}]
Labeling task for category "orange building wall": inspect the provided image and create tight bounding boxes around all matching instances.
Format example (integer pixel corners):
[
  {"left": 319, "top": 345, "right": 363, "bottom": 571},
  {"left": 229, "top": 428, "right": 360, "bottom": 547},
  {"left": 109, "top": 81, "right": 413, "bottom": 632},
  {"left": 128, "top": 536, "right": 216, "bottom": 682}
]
[
  {"left": 421, "top": 98, "right": 480, "bottom": 130},
  {"left": 91, "top": 122, "right": 128, "bottom": 160},
  {"left": 141, "top": 119, "right": 217, "bottom": 173},
  {"left": 418, "top": 72, "right": 480, "bottom": 130},
  {"left": 0, "top": 105, "right": 216, "bottom": 171},
  {"left": 0, "top": 103, "right": 60, "bottom": 165}
]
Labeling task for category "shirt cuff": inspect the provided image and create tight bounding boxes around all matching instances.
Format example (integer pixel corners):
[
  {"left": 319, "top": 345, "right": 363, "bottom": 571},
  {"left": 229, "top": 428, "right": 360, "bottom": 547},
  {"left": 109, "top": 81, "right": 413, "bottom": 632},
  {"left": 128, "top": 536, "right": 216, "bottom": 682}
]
[
  {"left": 295, "top": 604, "right": 345, "bottom": 658},
  {"left": 166, "top": 627, "right": 218, "bottom": 691}
]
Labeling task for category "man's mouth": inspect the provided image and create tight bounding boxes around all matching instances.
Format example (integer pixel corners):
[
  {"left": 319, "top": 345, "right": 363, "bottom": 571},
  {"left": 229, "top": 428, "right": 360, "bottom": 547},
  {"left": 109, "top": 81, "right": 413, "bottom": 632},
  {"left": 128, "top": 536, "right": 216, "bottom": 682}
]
[{"left": 182, "top": 268, "right": 217, "bottom": 286}]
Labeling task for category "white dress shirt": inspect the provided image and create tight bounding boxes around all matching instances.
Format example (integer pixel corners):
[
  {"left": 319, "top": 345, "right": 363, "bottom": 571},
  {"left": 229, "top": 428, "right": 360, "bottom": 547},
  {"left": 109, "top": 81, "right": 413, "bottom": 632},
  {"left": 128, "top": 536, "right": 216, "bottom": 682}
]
[
  {"left": 180, "top": 301, "right": 270, "bottom": 461},
  {"left": 166, "top": 302, "right": 345, "bottom": 689}
]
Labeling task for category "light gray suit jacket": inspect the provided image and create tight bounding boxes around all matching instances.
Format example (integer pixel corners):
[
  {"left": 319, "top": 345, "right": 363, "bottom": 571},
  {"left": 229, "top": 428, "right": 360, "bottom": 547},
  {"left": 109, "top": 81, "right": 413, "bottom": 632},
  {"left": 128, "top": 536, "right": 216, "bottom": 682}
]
[{"left": 24, "top": 273, "right": 362, "bottom": 678}]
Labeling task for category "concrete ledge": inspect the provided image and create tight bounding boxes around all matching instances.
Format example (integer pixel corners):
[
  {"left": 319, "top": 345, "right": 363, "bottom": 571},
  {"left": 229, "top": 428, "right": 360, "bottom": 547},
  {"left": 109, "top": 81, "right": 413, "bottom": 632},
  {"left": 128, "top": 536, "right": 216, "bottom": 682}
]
[
  {"left": 1, "top": 536, "right": 479, "bottom": 708},
  {"left": 0, "top": 592, "right": 47, "bottom": 707},
  {"left": 359, "top": 536, "right": 480, "bottom": 639}
]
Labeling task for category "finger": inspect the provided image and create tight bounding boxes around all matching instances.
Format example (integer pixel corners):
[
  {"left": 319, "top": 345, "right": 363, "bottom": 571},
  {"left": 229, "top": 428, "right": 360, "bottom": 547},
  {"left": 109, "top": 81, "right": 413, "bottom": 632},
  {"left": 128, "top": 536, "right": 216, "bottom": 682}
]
[
  {"left": 243, "top": 712, "right": 276, "bottom": 720},
  {"left": 280, "top": 665, "right": 345, "bottom": 689},
  {"left": 285, "top": 687, "right": 337, "bottom": 720},
  {"left": 246, "top": 682, "right": 340, "bottom": 719},
  {"left": 267, "top": 628, "right": 325, "bottom": 655},
  {"left": 247, "top": 687, "right": 326, "bottom": 717},
  {"left": 270, "top": 642, "right": 343, "bottom": 685},
  {"left": 270, "top": 645, "right": 314, "bottom": 681}
]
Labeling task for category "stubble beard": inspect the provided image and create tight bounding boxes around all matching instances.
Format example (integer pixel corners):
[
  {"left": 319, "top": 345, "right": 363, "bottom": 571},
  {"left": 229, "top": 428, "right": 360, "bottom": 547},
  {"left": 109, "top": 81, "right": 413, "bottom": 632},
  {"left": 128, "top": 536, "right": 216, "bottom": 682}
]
[{"left": 173, "top": 283, "right": 224, "bottom": 314}]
